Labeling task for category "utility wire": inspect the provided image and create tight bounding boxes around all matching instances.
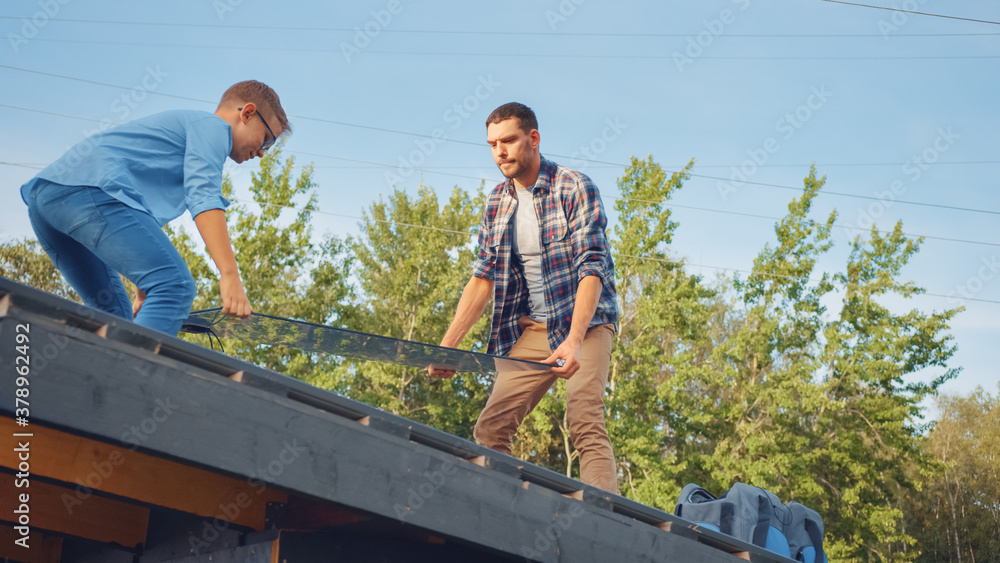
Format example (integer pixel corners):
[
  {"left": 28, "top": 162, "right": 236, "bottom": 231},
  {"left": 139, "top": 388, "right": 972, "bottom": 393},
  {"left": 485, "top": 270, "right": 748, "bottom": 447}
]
[
  {"left": 5, "top": 66, "right": 998, "bottom": 205},
  {"left": 242, "top": 161, "right": 1000, "bottom": 169},
  {"left": 818, "top": 0, "right": 1000, "bottom": 25},
  {"left": 232, "top": 197, "right": 1000, "bottom": 306},
  {"left": 2, "top": 62, "right": 998, "bottom": 217},
  {"left": 8, "top": 158, "right": 995, "bottom": 172},
  {"left": 0, "top": 103, "right": 106, "bottom": 123},
  {"left": 225, "top": 148, "right": 1000, "bottom": 250},
  {"left": 369, "top": 51, "right": 1000, "bottom": 61},
  {"left": 680, "top": 161, "right": 1000, "bottom": 168},
  {"left": 3, "top": 146, "right": 996, "bottom": 251},
  {"left": 11, "top": 66, "right": 998, "bottom": 206},
  {"left": 1, "top": 15, "right": 997, "bottom": 35},
  {"left": 0, "top": 161, "right": 43, "bottom": 170},
  {"left": 236, "top": 161, "right": 1000, "bottom": 249},
  {"left": 0, "top": 118, "right": 990, "bottom": 301},
  {"left": 16, "top": 39, "right": 1000, "bottom": 60},
  {"left": 2, "top": 148, "right": 997, "bottom": 252},
  {"left": 2, "top": 98, "right": 998, "bottom": 224},
  {"left": 0, "top": 65, "right": 212, "bottom": 105},
  {"left": 291, "top": 147, "right": 1000, "bottom": 222}
]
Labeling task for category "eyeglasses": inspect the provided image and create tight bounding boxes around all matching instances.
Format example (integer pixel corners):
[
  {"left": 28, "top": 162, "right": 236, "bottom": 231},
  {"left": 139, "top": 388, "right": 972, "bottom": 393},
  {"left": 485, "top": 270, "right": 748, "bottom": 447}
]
[{"left": 238, "top": 106, "right": 277, "bottom": 151}]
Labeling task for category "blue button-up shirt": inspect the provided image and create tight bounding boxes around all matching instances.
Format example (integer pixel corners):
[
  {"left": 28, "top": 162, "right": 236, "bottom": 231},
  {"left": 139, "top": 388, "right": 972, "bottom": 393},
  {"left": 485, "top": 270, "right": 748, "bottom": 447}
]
[
  {"left": 20, "top": 109, "right": 231, "bottom": 226},
  {"left": 472, "top": 155, "right": 618, "bottom": 356}
]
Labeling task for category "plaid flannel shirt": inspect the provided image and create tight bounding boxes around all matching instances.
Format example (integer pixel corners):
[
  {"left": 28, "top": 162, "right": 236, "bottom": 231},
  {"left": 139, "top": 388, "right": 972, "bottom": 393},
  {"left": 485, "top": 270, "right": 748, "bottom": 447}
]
[{"left": 472, "top": 155, "right": 618, "bottom": 356}]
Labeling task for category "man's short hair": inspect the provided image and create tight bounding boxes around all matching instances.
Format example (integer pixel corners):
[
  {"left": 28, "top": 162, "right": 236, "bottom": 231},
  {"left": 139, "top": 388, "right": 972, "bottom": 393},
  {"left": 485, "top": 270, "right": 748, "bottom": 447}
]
[
  {"left": 218, "top": 80, "right": 291, "bottom": 133},
  {"left": 486, "top": 102, "right": 538, "bottom": 133}
]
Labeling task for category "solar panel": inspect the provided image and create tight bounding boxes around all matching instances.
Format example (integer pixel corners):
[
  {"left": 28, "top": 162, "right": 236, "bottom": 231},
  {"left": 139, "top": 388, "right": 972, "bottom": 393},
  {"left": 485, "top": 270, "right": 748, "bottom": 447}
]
[{"left": 181, "top": 309, "right": 556, "bottom": 375}]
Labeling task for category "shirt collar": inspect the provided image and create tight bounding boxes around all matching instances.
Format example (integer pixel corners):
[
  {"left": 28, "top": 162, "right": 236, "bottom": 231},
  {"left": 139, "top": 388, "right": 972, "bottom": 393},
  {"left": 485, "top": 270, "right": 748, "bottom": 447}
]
[{"left": 504, "top": 154, "right": 555, "bottom": 196}]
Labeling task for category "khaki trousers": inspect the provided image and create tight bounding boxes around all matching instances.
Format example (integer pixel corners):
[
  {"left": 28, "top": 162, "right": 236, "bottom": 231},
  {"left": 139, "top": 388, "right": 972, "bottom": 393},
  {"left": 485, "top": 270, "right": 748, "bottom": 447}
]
[{"left": 474, "top": 317, "right": 618, "bottom": 494}]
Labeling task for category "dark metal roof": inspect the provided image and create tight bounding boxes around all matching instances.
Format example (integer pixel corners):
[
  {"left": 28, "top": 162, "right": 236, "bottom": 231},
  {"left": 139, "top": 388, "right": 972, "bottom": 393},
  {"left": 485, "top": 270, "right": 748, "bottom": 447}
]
[{"left": 0, "top": 276, "right": 795, "bottom": 563}]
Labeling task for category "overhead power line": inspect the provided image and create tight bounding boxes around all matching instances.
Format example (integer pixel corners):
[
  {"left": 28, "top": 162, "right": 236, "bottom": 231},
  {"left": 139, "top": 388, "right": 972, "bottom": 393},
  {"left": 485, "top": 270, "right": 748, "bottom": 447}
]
[
  {"left": 4, "top": 134, "right": 998, "bottom": 253},
  {"left": 0, "top": 161, "right": 43, "bottom": 170},
  {"left": 0, "top": 130, "right": 993, "bottom": 302},
  {"left": 369, "top": 51, "right": 1000, "bottom": 61},
  {"left": 1, "top": 66, "right": 998, "bottom": 221},
  {"left": 3, "top": 135, "right": 997, "bottom": 250},
  {"left": 0, "top": 65, "right": 211, "bottom": 105},
  {"left": 231, "top": 197, "right": 1000, "bottom": 306},
  {"left": 818, "top": 0, "right": 1000, "bottom": 25},
  {"left": 287, "top": 148, "right": 1000, "bottom": 224},
  {"left": 1, "top": 15, "right": 997, "bottom": 36},
  {"left": 684, "top": 161, "right": 1000, "bottom": 168},
  {"left": 244, "top": 161, "right": 1000, "bottom": 170},
  {"left": 16, "top": 39, "right": 1000, "bottom": 60},
  {"left": 0, "top": 103, "right": 106, "bottom": 123},
  {"left": 2, "top": 93, "right": 997, "bottom": 220}
]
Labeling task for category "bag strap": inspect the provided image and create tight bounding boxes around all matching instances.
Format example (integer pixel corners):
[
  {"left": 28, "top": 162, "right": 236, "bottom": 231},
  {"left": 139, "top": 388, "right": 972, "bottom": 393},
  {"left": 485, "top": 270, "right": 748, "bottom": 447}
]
[
  {"left": 805, "top": 518, "right": 824, "bottom": 559},
  {"left": 719, "top": 503, "right": 735, "bottom": 536},
  {"left": 751, "top": 494, "right": 772, "bottom": 546}
]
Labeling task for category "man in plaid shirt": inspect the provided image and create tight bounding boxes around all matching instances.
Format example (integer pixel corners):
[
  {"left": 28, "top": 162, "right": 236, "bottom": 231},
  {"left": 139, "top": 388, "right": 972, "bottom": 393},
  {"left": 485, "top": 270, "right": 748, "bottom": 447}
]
[{"left": 431, "top": 103, "right": 619, "bottom": 493}]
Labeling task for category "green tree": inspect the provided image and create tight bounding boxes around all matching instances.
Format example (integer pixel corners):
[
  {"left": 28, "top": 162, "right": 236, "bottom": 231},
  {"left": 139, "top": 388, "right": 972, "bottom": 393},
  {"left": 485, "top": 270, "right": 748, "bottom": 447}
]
[
  {"left": 0, "top": 237, "right": 78, "bottom": 300},
  {"left": 341, "top": 184, "right": 491, "bottom": 438},
  {"left": 901, "top": 387, "right": 1000, "bottom": 562},
  {"left": 687, "top": 168, "right": 960, "bottom": 560},
  {"left": 679, "top": 166, "right": 837, "bottom": 506},
  {"left": 820, "top": 220, "right": 962, "bottom": 560},
  {"left": 604, "top": 155, "right": 718, "bottom": 503},
  {"left": 170, "top": 145, "right": 355, "bottom": 387},
  {"left": 600, "top": 161, "right": 962, "bottom": 559}
]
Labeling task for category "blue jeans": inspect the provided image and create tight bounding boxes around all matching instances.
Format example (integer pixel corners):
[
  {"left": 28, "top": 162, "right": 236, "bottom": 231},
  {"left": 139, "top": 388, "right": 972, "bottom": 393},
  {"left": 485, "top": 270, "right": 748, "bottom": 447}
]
[{"left": 25, "top": 181, "right": 196, "bottom": 335}]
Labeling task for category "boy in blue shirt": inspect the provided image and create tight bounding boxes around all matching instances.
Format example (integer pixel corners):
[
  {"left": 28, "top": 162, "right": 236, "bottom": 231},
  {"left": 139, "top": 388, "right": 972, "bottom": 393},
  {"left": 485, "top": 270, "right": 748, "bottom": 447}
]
[{"left": 20, "top": 80, "right": 290, "bottom": 335}]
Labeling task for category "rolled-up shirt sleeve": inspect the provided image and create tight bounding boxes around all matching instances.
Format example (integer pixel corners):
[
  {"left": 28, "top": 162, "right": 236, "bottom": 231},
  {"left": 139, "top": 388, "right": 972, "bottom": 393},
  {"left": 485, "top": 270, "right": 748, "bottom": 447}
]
[
  {"left": 569, "top": 175, "right": 613, "bottom": 285},
  {"left": 184, "top": 117, "right": 231, "bottom": 218},
  {"left": 471, "top": 201, "right": 496, "bottom": 281}
]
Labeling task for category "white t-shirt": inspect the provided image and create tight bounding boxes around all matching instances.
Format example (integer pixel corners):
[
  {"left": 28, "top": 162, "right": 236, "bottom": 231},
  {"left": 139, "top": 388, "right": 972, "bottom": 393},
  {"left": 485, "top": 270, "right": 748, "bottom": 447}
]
[{"left": 513, "top": 186, "right": 548, "bottom": 322}]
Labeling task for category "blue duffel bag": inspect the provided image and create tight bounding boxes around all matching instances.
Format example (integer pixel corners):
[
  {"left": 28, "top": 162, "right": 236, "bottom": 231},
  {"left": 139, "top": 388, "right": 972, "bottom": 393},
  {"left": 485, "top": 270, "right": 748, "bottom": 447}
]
[
  {"left": 675, "top": 482, "right": 792, "bottom": 557},
  {"left": 785, "top": 501, "right": 827, "bottom": 563}
]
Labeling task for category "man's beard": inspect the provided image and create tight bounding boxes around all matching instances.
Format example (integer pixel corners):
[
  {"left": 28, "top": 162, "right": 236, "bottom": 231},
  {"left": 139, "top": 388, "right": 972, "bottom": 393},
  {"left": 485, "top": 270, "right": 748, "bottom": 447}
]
[{"left": 498, "top": 159, "right": 527, "bottom": 179}]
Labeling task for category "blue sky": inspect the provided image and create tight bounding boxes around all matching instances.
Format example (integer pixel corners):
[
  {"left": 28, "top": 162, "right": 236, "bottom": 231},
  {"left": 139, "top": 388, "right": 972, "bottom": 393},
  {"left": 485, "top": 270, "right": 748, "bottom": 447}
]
[{"left": 2, "top": 1, "right": 998, "bottom": 405}]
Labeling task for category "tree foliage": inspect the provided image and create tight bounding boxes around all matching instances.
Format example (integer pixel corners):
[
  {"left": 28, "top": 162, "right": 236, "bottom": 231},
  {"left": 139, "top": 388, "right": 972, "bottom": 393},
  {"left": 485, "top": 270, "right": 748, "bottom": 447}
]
[
  {"left": 1, "top": 151, "right": 972, "bottom": 558},
  {"left": 901, "top": 387, "right": 1000, "bottom": 562},
  {"left": 598, "top": 159, "right": 961, "bottom": 560},
  {"left": 606, "top": 155, "right": 716, "bottom": 502},
  {"left": 168, "top": 145, "right": 355, "bottom": 386},
  {"left": 0, "top": 237, "right": 77, "bottom": 300},
  {"left": 341, "top": 184, "right": 491, "bottom": 437}
]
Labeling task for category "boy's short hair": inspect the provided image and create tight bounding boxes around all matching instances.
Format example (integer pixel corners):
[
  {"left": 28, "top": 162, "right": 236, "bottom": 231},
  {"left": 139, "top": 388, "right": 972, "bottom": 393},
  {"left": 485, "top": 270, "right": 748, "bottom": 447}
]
[
  {"left": 486, "top": 102, "right": 538, "bottom": 133},
  {"left": 218, "top": 80, "right": 291, "bottom": 134}
]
